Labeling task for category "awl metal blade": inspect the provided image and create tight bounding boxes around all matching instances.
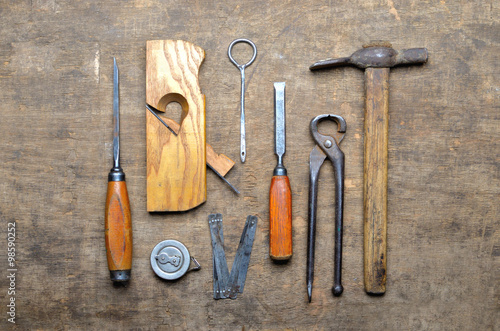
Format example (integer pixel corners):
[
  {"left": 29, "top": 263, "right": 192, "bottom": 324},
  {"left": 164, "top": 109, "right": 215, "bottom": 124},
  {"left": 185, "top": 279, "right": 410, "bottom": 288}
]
[{"left": 113, "top": 57, "right": 120, "bottom": 170}]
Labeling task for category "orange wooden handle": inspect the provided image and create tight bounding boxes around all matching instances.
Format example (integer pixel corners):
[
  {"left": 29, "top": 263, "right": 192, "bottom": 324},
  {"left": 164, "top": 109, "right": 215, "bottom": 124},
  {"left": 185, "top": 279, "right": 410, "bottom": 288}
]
[
  {"left": 105, "top": 181, "right": 132, "bottom": 273},
  {"left": 269, "top": 175, "right": 292, "bottom": 260}
]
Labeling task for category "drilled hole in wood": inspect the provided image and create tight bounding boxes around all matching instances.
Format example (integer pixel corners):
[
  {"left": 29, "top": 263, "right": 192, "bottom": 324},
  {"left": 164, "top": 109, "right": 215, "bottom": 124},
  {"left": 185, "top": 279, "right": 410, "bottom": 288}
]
[
  {"left": 158, "top": 93, "right": 189, "bottom": 126},
  {"left": 165, "top": 102, "right": 183, "bottom": 126}
]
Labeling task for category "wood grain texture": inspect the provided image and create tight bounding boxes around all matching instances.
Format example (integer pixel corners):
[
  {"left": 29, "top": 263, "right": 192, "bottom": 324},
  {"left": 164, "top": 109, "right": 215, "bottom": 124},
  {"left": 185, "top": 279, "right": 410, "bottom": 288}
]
[
  {"left": 152, "top": 113, "right": 235, "bottom": 177},
  {"left": 206, "top": 144, "right": 234, "bottom": 177},
  {"left": 105, "top": 181, "right": 132, "bottom": 272},
  {"left": 0, "top": 1, "right": 498, "bottom": 329},
  {"left": 269, "top": 175, "right": 293, "bottom": 260},
  {"left": 146, "top": 40, "right": 207, "bottom": 212},
  {"left": 363, "top": 67, "right": 390, "bottom": 294}
]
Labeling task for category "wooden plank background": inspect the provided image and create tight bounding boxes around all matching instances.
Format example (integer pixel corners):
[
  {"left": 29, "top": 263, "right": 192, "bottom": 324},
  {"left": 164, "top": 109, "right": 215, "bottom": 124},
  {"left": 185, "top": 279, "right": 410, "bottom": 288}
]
[{"left": 0, "top": 0, "right": 498, "bottom": 329}]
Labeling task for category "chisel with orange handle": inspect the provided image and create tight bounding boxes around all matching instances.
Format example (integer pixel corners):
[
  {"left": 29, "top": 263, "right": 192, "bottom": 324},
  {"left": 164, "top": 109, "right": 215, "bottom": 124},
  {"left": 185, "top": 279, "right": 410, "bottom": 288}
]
[
  {"left": 269, "top": 82, "right": 292, "bottom": 261},
  {"left": 105, "top": 58, "right": 132, "bottom": 283}
]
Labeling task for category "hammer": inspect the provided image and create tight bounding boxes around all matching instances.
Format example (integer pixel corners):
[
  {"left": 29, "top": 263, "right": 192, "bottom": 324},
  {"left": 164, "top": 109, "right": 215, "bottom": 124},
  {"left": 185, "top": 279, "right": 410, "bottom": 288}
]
[{"left": 310, "top": 42, "right": 428, "bottom": 294}]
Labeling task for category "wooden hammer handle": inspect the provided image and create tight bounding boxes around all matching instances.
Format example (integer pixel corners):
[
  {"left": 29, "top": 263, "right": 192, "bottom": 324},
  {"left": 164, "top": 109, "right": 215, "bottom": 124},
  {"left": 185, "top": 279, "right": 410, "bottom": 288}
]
[
  {"left": 269, "top": 175, "right": 292, "bottom": 260},
  {"left": 363, "top": 67, "right": 389, "bottom": 294},
  {"left": 105, "top": 180, "right": 132, "bottom": 281}
]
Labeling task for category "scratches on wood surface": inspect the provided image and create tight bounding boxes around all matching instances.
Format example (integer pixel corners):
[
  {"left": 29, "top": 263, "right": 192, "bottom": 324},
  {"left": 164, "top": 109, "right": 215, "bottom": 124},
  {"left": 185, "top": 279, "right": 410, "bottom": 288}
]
[{"left": 387, "top": 0, "right": 401, "bottom": 21}]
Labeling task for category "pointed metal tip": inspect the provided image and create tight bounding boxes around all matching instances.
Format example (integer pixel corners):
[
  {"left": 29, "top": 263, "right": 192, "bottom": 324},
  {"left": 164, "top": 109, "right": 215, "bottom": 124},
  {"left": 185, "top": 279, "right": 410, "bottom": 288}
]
[
  {"left": 309, "top": 57, "right": 351, "bottom": 71},
  {"left": 207, "top": 164, "right": 240, "bottom": 194},
  {"left": 307, "top": 284, "right": 312, "bottom": 303},
  {"left": 224, "top": 179, "right": 240, "bottom": 195}
]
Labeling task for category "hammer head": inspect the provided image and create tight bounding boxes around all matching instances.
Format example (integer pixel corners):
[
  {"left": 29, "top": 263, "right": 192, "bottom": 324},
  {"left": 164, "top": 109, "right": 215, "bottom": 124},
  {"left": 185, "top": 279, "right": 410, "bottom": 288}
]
[{"left": 310, "top": 45, "right": 428, "bottom": 70}]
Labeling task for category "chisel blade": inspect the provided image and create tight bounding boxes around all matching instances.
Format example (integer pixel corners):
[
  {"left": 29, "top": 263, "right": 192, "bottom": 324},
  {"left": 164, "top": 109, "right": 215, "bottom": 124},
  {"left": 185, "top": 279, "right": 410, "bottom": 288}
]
[{"left": 274, "top": 82, "right": 286, "bottom": 162}]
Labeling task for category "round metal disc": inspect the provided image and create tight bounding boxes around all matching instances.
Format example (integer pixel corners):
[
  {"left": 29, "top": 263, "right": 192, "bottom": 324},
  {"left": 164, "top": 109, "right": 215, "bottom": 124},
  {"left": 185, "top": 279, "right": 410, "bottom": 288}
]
[{"left": 150, "top": 240, "right": 190, "bottom": 280}]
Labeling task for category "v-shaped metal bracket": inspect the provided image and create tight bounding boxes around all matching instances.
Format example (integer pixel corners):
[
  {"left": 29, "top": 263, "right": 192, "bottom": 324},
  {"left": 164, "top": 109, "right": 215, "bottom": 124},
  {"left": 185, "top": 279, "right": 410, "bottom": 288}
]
[{"left": 208, "top": 213, "right": 258, "bottom": 299}]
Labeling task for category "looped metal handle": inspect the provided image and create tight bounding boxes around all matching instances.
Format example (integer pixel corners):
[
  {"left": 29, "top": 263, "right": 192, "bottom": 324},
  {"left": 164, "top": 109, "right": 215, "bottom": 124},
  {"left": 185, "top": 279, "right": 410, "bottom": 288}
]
[{"left": 228, "top": 38, "right": 257, "bottom": 69}]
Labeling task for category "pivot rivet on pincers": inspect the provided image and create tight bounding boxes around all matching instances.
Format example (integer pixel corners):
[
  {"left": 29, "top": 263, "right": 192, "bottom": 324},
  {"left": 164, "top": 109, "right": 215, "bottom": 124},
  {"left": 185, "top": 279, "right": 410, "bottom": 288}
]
[{"left": 324, "top": 140, "right": 333, "bottom": 148}]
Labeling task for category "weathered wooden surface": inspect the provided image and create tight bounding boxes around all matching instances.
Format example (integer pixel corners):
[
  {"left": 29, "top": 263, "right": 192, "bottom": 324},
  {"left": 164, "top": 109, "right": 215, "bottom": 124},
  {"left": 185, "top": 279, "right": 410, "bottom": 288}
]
[{"left": 0, "top": 0, "right": 498, "bottom": 329}]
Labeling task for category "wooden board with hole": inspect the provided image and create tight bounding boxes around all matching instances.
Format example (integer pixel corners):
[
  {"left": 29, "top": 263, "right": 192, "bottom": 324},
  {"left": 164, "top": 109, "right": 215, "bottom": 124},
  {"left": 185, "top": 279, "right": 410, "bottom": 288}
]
[{"left": 146, "top": 40, "right": 207, "bottom": 212}]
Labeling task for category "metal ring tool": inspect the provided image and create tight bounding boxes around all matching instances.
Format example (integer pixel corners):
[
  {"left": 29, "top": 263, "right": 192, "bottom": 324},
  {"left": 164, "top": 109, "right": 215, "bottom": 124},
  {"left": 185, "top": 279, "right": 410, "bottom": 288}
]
[{"left": 228, "top": 38, "right": 257, "bottom": 163}]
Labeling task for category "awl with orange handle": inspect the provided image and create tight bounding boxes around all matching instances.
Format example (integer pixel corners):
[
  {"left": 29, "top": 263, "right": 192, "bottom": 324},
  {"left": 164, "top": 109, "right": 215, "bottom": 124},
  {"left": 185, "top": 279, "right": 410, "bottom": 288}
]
[
  {"left": 269, "top": 82, "right": 292, "bottom": 261},
  {"left": 105, "top": 58, "right": 132, "bottom": 283}
]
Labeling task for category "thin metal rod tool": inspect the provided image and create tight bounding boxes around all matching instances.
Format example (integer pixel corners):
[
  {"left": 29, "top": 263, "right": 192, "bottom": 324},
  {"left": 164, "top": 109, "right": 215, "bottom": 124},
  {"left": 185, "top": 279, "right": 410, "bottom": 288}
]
[
  {"left": 307, "top": 114, "right": 346, "bottom": 302},
  {"left": 207, "top": 163, "right": 240, "bottom": 194},
  {"left": 113, "top": 57, "right": 120, "bottom": 170},
  {"left": 228, "top": 38, "right": 257, "bottom": 163}
]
